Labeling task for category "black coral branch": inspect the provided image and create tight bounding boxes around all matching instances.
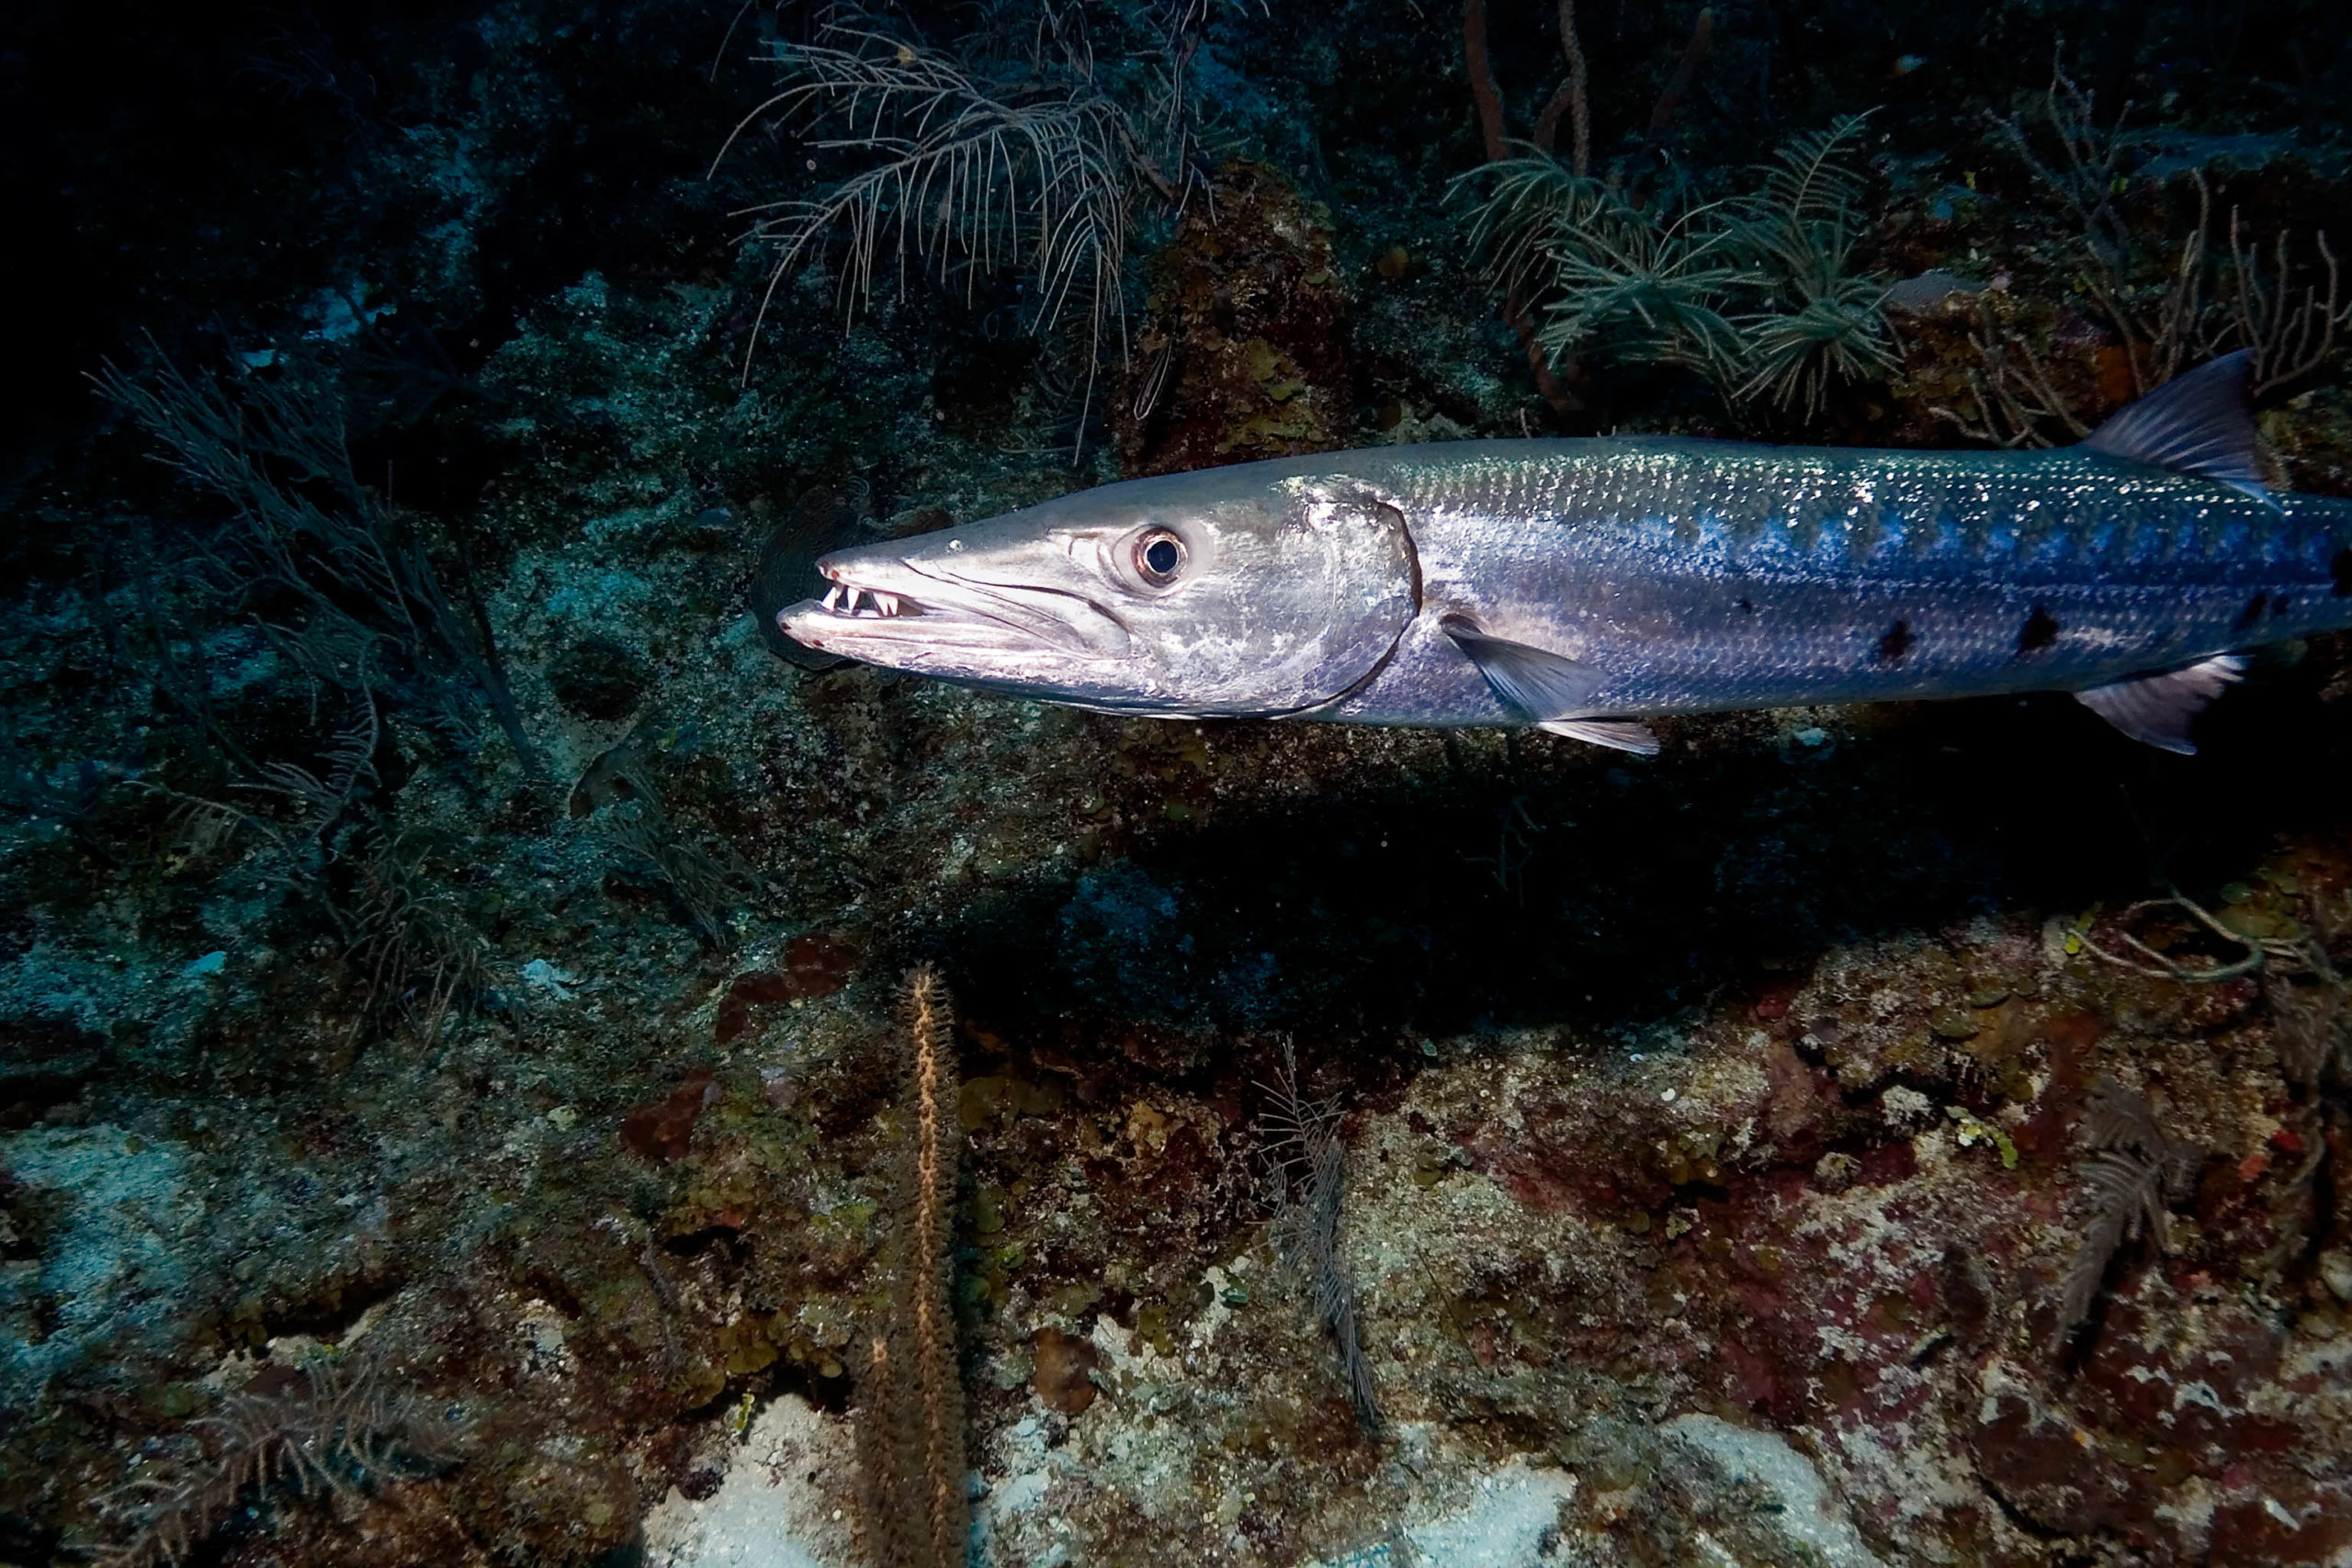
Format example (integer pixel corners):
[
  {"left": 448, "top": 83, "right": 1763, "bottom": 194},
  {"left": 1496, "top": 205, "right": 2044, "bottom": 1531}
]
[
  {"left": 94, "top": 352, "right": 537, "bottom": 770},
  {"left": 96, "top": 1351, "right": 469, "bottom": 1567},
  {"left": 1259, "top": 1043, "right": 1381, "bottom": 1434},
  {"left": 2058, "top": 1077, "right": 2203, "bottom": 1337}
]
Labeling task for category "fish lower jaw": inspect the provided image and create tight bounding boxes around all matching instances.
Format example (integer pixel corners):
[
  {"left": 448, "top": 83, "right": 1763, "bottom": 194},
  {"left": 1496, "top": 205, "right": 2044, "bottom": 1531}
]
[{"left": 775, "top": 598, "right": 1058, "bottom": 660}]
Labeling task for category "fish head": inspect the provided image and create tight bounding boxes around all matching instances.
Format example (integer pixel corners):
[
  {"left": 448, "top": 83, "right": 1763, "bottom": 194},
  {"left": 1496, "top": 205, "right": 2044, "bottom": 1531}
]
[{"left": 777, "top": 471, "right": 1419, "bottom": 716}]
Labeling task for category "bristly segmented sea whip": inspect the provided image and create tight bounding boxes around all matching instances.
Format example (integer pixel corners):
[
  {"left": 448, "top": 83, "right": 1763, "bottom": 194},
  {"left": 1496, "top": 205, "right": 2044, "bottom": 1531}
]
[{"left": 853, "top": 967, "right": 967, "bottom": 1568}]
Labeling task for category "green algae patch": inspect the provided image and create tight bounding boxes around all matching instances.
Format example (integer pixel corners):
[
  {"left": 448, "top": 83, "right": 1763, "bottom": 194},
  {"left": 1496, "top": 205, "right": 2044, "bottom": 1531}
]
[
  {"left": 718, "top": 1316, "right": 777, "bottom": 1376},
  {"left": 1946, "top": 1104, "right": 2019, "bottom": 1168},
  {"left": 1929, "top": 1008, "right": 1981, "bottom": 1041}
]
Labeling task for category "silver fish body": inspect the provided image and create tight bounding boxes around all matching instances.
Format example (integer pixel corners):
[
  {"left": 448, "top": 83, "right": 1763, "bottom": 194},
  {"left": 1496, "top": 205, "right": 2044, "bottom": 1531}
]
[
  {"left": 1313, "top": 436, "right": 2352, "bottom": 724},
  {"left": 779, "top": 355, "right": 2352, "bottom": 754}
]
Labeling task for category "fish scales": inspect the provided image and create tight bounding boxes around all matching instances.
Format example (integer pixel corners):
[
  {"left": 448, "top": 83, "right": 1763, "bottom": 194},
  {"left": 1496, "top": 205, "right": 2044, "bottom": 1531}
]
[
  {"left": 1331, "top": 438, "right": 2348, "bottom": 725},
  {"left": 779, "top": 354, "right": 2352, "bottom": 756}
]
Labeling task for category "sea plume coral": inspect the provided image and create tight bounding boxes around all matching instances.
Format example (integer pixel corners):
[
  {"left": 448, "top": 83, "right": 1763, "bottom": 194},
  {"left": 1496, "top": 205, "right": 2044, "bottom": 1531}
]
[
  {"left": 1458, "top": 114, "right": 1894, "bottom": 420},
  {"left": 1258, "top": 1041, "right": 1380, "bottom": 1434},
  {"left": 719, "top": 31, "right": 1137, "bottom": 372},
  {"left": 716, "top": 3, "right": 1243, "bottom": 426},
  {"left": 94, "top": 1350, "right": 470, "bottom": 1567}
]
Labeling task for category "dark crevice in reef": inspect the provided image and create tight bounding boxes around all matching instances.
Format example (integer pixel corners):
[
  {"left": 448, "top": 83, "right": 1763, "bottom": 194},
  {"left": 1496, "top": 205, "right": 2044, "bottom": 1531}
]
[{"left": 918, "top": 679, "right": 2352, "bottom": 1045}]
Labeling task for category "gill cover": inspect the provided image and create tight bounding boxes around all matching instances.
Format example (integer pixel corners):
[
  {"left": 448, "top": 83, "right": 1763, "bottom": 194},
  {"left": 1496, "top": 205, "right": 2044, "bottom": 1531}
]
[{"left": 1176, "top": 479, "right": 1419, "bottom": 716}]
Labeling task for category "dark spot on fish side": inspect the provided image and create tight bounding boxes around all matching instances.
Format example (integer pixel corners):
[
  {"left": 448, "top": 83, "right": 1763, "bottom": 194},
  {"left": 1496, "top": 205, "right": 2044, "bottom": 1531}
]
[
  {"left": 2234, "top": 592, "right": 2267, "bottom": 632},
  {"left": 2272, "top": 593, "right": 2292, "bottom": 618},
  {"left": 2018, "top": 605, "right": 2060, "bottom": 654},
  {"left": 1736, "top": 598, "right": 1756, "bottom": 615},
  {"left": 2334, "top": 547, "right": 2352, "bottom": 596},
  {"left": 1877, "top": 620, "right": 1914, "bottom": 662}
]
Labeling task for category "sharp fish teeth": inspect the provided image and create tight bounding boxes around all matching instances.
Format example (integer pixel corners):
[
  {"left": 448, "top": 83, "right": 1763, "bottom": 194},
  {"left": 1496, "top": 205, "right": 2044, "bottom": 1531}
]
[{"left": 824, "top": 583, "right": 904, "bottom": 618}]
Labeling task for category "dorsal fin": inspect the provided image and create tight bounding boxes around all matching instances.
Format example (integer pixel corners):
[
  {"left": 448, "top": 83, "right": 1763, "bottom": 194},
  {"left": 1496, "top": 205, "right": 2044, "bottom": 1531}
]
[{"left": 2080, "top": 350, "right": 2266, "bottom": 492}]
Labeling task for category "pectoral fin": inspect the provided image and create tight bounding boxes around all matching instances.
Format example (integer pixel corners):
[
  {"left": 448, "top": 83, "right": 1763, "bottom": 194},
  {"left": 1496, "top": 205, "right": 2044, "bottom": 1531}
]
[
  {"left": 1536, "top": 717, "right": 1663, "bottom": 755},
  {"left": 2073, "top": 654, "right": 2245, "bottom": 754},
  {"left": 1443, "top": 616, "right": 1659, "bottom": 755}
]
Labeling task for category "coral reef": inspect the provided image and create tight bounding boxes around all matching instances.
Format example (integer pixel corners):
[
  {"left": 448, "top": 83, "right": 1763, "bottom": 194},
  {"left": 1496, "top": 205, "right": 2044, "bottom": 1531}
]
[
  {"left": 1114, "top": 162, "right": 1353, "bottom": 476},
  {"left": 4, "top": 2, "right": 2352, "bottom": 1565}
]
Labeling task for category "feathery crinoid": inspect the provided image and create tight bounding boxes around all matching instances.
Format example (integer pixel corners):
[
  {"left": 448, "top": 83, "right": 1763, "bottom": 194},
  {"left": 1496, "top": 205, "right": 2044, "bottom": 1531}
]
[
  {"left": 2058, "top": 1077, "right": 2205, "bottom": 1339},
  {"left": 854, "top": 966, "right": 968, "bottom": 1568}
]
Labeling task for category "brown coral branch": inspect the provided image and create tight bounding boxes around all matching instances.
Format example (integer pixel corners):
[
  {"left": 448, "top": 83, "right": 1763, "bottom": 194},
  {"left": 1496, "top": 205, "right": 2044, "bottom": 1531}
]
[
  {"left": 1644, "top": 7, "right": 1714, "bottom": 153},
  {"left": 2078, "top": 890, "right": 2305, "bottom": 984},
  {"left": 2218, "top": 211, "right": 2345, "bottom": 395},
  {"left": 904, "top": 967, "right": 963, "bottom": 1568},
  {"left": 1460, "top": 0, "right": 1580, "bottom": 418},
  {"left": 854, "top": 966, "right": 967, "bottom": 1568},
  {"left": 851, "top": 1333, "right": 899, "bottom": 1562},
  {"left": 1462, "top": 0, "right": 1507, "bottom": 163},
  {"left": 1532, "top": 0, "right": 1590, "bottom": 176}
]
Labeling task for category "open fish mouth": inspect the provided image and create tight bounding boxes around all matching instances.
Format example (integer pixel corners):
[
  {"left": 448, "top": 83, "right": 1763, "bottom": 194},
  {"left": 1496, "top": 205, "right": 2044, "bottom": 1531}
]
[
  {"left": 812, "top": 581, "right": 919, "bottom": 620},
  {"left": 776, "top": 554, "right": 1131, "bottom": 665}
]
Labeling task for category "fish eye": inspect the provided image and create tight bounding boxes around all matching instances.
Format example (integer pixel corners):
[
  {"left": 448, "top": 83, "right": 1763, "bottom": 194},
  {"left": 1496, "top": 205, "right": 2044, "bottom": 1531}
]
[{"left": 1133, "top": 528, "right": 1187, "bottom": 586}]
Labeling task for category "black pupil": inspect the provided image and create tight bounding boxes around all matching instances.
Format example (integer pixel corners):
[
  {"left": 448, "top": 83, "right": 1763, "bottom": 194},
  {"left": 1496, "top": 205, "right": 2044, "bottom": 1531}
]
[{"left": 1144, "top": 537, "right": 1182, "bottom": 577}]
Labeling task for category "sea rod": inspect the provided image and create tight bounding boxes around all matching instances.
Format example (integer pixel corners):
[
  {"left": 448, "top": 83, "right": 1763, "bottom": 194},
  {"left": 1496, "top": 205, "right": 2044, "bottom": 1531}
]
[{"left": 780, "top": 353, "right": 2352, "bottom": 756}]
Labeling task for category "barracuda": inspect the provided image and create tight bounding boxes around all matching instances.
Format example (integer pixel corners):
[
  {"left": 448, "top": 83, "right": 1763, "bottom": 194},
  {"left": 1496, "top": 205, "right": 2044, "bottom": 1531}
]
[{"left": 778, "top": 354, "right": 2352, "bottom": 755}]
